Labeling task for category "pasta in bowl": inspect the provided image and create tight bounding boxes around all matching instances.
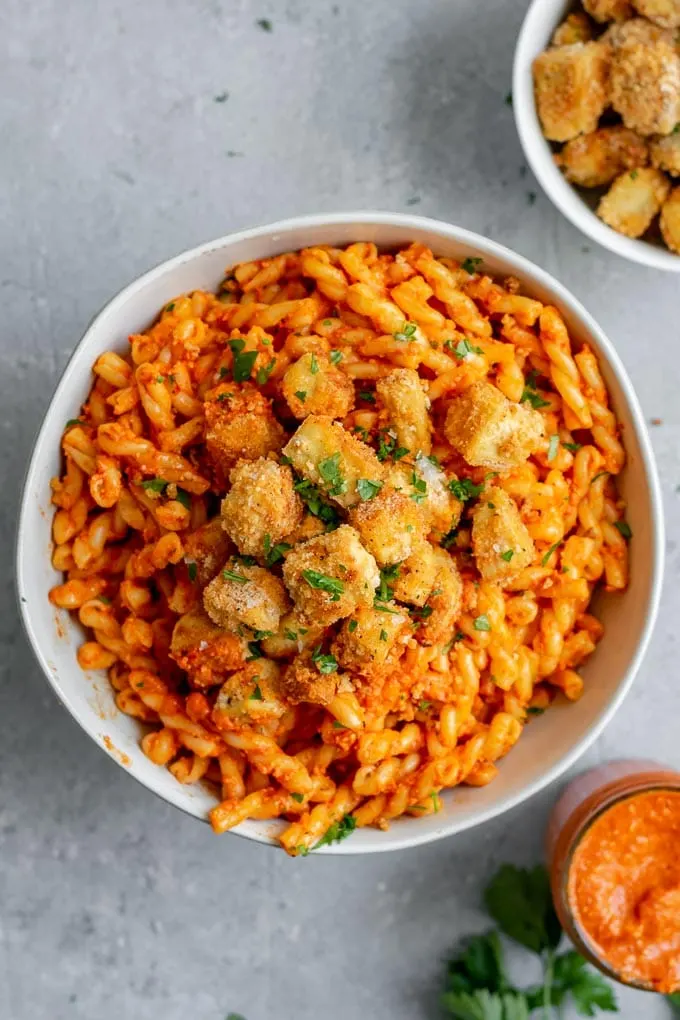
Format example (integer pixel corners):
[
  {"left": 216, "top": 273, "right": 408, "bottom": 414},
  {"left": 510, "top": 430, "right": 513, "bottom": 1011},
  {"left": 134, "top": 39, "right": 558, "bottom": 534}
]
[{"left": 17, "top": 214, "right": 662, "bottom": 854}]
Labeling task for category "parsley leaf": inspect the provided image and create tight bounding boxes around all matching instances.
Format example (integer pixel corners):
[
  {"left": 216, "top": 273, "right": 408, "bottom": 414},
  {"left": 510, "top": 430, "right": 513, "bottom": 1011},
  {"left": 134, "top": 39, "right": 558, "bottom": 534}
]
[
  {"left": 357, "top": 478, "right": 383, "bottom": 501},
  {"left": 500, "top": 550, "right": 514, "bottom": 562},
  {"left": 302, "top": 569, "right": 344, "bottom": 601},
  {"left": 541, "top": 541, "right": 562, "bottom": 567},
  {"left": 526, "top": 706, "right": 545, "bottom": 717},
  {"left": 543, "top": 952, "right": 618, "bottom": 1016},
  {"left": 452, "top": 338, "right": 484, "bottom": 360},
  {"left": 318, "top": 452, "right": 346, "bottom": 496},
  {"left": 449, "top": 478, "right": 484, "bottom": 502},
  {"left": 563, "top": 441, "right": 582, "bottom": 453},
  {"left": 378, "top": 564, "right": 400, "bottom": 602},
  {"left": 222, "top": 568, "right": 249, "bottom": 584},
  {"left": 348, "top": 619, "right": 358, "bottom": 633},
  {"left": 461, "top": 256, "right": 483, "bottom": 274},
  {"left": 393, "top": 321, "right": 417, "bottom": 342},
  {"left": 358, "top": 390, "right": 376, "bottom": 403},
  {"left": 256, "top": 358, "right": 276, "bottom": 385},
  {"left": 520, "top": 388, "right": 551, "bottom": 410},
  {"left": 263, "top": 533, "right": 292, "bottom": 567},
  {"left": 484, "top": 864, "right": 562, "bottom": 954},
  {"left": 256, "top": 17, "right": 272, "bottom": 31},
  {"left": 311, "top": 645, "right": 338, "bottom": 674},
  {"left": 186, "top": 561, "right": 198, "bottom": 583},
  {"left": 141, "top": 478, "right": 167, "bottom": 494},
  {"left": 249, "top": 683, "right": 263, "bottom": 701},
  {"left": 66, "top": 418, "right": 84, "bottom": 428},
  {"left": 376, "top": 431, "right": 409, "bottom": 462},
  {"left": 442, "top": 989, "right": 530, "bottom": 1020},
  {"left": 473, "top": 615, "right": 491, "bottom": 632},
  {"left": 310, "top": 352, "right": 319, "bottom": 374},
  {"left": 411, "top": 470, "right": 427, "bottom": 504},
  {"left": 314, "top": 813, "right": 356, "bottom": 849},
  {"left": 294, "top": 390, "right": 307, "bottom": 401},
  {"left": 293, "top": 478, "right": 340, "bottom": 528},
  {"left": 614, "top": 520, "right": 632, "bottom": 540},
  {"left": 291, "top": 792, "right": 304, "bottom": 803},
  {"left": 229, "top": 339, "right": 258, "bottom": 382},
  {"left": 330, "top": 350, "right": 343, "bottom": 364},
  {"left": 175, "top": 488, "right": 191, "bottom": 510}
]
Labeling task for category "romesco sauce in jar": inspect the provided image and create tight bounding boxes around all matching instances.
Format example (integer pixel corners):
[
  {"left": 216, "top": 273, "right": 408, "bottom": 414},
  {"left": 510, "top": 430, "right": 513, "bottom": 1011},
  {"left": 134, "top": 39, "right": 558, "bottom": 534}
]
[{"left": 547, "top": 760, "right": 680, "bottom": 994}]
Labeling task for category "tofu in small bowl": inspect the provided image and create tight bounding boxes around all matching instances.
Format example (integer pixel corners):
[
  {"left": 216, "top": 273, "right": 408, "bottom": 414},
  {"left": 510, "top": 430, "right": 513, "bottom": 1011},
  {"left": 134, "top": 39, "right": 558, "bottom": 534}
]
[{"left": 513, "top": 0, "right": 680, "bottom": 269}]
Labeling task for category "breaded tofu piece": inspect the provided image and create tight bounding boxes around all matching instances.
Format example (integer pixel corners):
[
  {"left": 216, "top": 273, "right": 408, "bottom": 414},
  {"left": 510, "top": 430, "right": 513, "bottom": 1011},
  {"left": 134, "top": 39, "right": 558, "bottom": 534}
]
[
  {"left": 413, "top": 454, "right": 463, "bottom": 535},
  {"left": 205, "top": 387, "right": 285, "bottom": 473},
  {"left": 598, "top": 167, "right": 670, "bottom": 236},
  {"left": 650, "top": 132, "right": 680, "bottom": 174},
  {"left": 182, "top": 517, "right": 233, "bottom": 587},
  {"left": 282, "top": 512, "right": 327, "bottom": 546},
  {"left": 282, "top": 524, "right": 380, "bottom": 626},
  {"left": 260, "top": 611, "right": 325, "bottom": 659},
  {"left": 660, "top": 186, "right": 680, "bottom": 250},
  {"left": 609, "top": 29, "right": 680, "bottom": 135},
  {"left": 392, "top": 540, "right": 440, "bottom": 607},
  {"left": 279, "top": 653, "right": 340, "bottom": 706},
  {"left": 348, "top": 484, "right": 428, "bottom": 567},
  {"left": 416, "top": 549, "right": 463, "bottom": 646},
  {"left": 604, "top": 15, "right": 671, "bottom": 45},
  {"left": 472, "top": 487, "right": 535, "bottom": 586},
  {"left": 213, "top": 660, "right": 287, "bottom": 725},
  {"left": 583, "top": 0, "right": 632, "bottom": 20},
  {"left": 376, "top": 368, "right": 433, "bottom": 456},
  {"left": 283, "top": 415, "right": 385, "bottom": 509},
  {"left": 332, "top": 604, "right": 410, "bottom": 678},
  {"left": 556, "top": 127, "right": 649, "bottom": 187},
  {"left": 282, "top": 352, "right": 355, "bottom": 420},
  {"left": 170, "top": 607, "right": 249, "bottom": 687},
  {"left": 203, "top": 559, "right": 290, "bottom": 634},
  {"left": 552, "top": 12, "right": 594, "bottom": 47},
  {"left": 220, "top": 458, "right": 303, "bottom": 558},
  {"left": 632, "top": 0, "right": 680, "bottom": 28},
  {"left": 533, "top": 42, "right": 610, "bottom": 142},
  {"left": 444, "top": 381, "right": 545, "bottom": 471}
]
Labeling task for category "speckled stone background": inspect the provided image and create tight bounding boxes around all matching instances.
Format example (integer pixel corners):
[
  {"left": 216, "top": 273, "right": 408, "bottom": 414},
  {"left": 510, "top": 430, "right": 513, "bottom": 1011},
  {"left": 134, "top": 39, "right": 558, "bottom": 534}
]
[{"left": 2, "top": 1, "right": 679, "bottom": 1018}]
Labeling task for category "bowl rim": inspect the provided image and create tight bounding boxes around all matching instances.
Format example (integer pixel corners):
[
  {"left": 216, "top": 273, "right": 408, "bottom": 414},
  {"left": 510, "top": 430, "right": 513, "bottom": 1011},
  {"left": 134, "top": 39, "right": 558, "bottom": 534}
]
[
  {"left": 16, "top": 210, "right": 665, "bottom": 854},
  {"left": 512, "top": 0, "right": 680, "bottom": 273}
]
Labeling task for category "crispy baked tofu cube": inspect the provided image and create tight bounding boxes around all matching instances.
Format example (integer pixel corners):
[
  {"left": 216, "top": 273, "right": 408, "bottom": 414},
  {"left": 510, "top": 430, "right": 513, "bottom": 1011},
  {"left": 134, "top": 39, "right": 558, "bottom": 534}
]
[
  {"left": 660, "top": 186, "right": 680, "bottom": 250},
  {"left": 283, "top": 415, "right": 385, "bottom": 509},
  {"left": 279, "top": 653, "right": 340, "bottom": 706},
  {"left": 650, "top": 132, "right": 680, "bottom": 174},
  {"left": 444, "top": 381, "right": 545, "bottom": 471},
  {"left": 533, "top": 42, "right": 610, "bottom": 142},
  {"left": 170, "top": 607, "right": 249, "bottom": 687},
  {"left": 213, "top": 660, "right": 286, "bottom": 724},
  {"left": 392, "top": 540, "right": 440, "bottom": 607},
  {"left": 332, "top": 604, "right": 410, "bottom": 678},
  {"left": 205, "top": 387, "right": 285, "bottom": 474},
  {"left": 376, "top": 368, "right": 432, "bottom": 457},
  {"left": 610, "top": 30, "right": 680, "bottom": 135},
  {"left": 472, "top": 487, "right": 535, "bottom": 586},
  {"left": 203, "top": 559, "right": 290, "bottom": 634},
  {"left": 282, "top": 524, "right": 380, "bottom": 626},
  {"left": 416, "top": 549, "right": 463, "bottom": 646},
  {"left": 552, "top": 12, "right": 594, "bottom": 46},
  {"left": 384, "top": 460, "right": 462, "bottom": 538},
  {"left": 583, "top": 0, "right": 632, "bottom": 20},
  {"left": 220, "top": 458, "right": 303, "bottom": 558},
  {"left": 282, "top": 352, "right": 355, "bottom": 419},
  {"left": 632, "top": 0, "right": 680, "bottom": 28},
  {"left": 260, "top": 611, "right": 325, "bottom": 659},
  {"left": 598, "top": 167, "right": 670, "bottom": 237},
  {"left": 182, "top": 517, "right": 233, "bottom": 587},
  {"left": 348, "top": 485, "right": 428, "bottom": 566},
  {"left": 556, "top": 127, "right": 649, "bottom": 187},
  {"left": 605, "top": 15, "right": 671, "bottom": 45}
]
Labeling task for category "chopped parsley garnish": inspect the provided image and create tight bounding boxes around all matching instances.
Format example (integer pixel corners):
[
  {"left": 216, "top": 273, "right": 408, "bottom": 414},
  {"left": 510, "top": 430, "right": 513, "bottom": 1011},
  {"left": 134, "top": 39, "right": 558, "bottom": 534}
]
[
  {"left": 520, "top": 369, "right": 551, "bottom": 410},
  {"left": 541, "top": 541, "right": 562, "bottom": 567},
  {"left": 473, "top": 614, "right": 491, "bottom": 632},
  {"left": 311, "top": 645, "right": 338, "bottom": 674},
  {"left": 332, "top": 721, "right": 346, "bottom": 730},
  {"left": 591, "top": 471, "right": 609, "bottom": 485},
  {"left": 410, "top": 471, "right": 427, "bottom": 504},
  {"left": 563, "top": 441, "right": 582, "bottom": 453},
  {"left": 526, "top": 706, "right": 545, "bottom": 716},
  {"left": 500, "top": 550, "right": 514, "bottom": 562},
  {"left": 293, "top": 478, "right": 339, "bottom": 527},
  {"left": 187, "top": 561, "right": 198, "bottom": 583},
  {"left": 263, "top": 533, "right": 292, "bottom": 567},
  {"left": 219, "top": 366, "right": 229, "bottom": 378},
  {"left": 252, "top": 629, "right": 273, "bottom": 640},
  {"left": 452, "top": 338, "right": 484, "bottom": 359},
  {"left": 302, "top": 569, "right": 344, "bottom": 600},
  {"left": 630, "top": 169, "right": 638, "bottom": 180},
  {"left": 614, "top": 520, "right": 632, "bottom": 540},
  {"left": 291, "top": 792, "right": 305, "bottom": 803},
  {"left": 213, "top": 92, "right": 229, "bottom": 103},
  {"left": 141, "top": 478, "right": 167, "bottom": 494},
  {"left": 441, "top": 528, "right": 459, "bottom": 549},
  {"left": 156, "top": 375, "right": 165, "bottom": 383},
  {"left": 504, "top": 90, "right": 513, "bottom": 106},
  {"left": 487, "top": 502, "right": 495, "bottom": 509},
  {"left": 376, "top": 431, "right": 409, "bottom": 462},
  {"left": 256, "top": 17, "right": 272, "bottom": 31},
  {"left": 393, "top": 321, "right": 417, "bottom": 342},
  {"left": 318, "top": 452, "right": 346, "bottom": 496},
  {"left": 66, "top": 418, "right": 84, "bottom": 427},
  {"left": 164, "top": 302, "right": 175, "bottom": 312},
  {"left": 374, "top": 600, "right": 401, "bottom": 614},
  {"left": 175, "top": 488, "right": 191, "bottom": 510},
  {"left": 358, "top": 390, "right": 376, "bottom": 404},
  {"left": 284, "top": 629, "right": 298, "bottom": 641},
  {"left": 547, "top": 434, "right": 559, "bottom": 462},
  {"left": 245, "top": 641, "right": 263, "bottom": 661},
  {"left": 353, "top": 424, "right": 369, "bottom": 440},
  {"left": 330, "top": 350, "right": 343, "bottom": 364},
  {"left": 96, "top": 595, "right": 111, "bottom": 605},
  {"left": 256, "top": 358, "right": 276, "bottom": 385},
  {"left": 348, "top": 619, "right": 358, "bottom": 633},
  {"left": 379, "top": 629, "right": 388, "bottom": 642},
  {"left": 314, "top": 813, "right": 356, "bottom": 849},
  {"left": 294, "top": 390, "right": 307, "bottom": 402},
  {"left": 250, "top": 683, "right": 264, "bottom": 701},
  {"left": 419, "top": 700, "right": 431, "bottom": 711},
  {"left": 228, "top": 339, "right": 258, "bottom": 382},
  {"left": 378, "top": 564, "right": 400, "bottom": 602},
  {"left": 461, "top": 256, "right": 483, "bottom": 274},
  {"left": 357, "top": 478, "right": 383, "bottom": 501},
  {"left": 448, "top": 478, "right": 483, "bottom": 502},
  {"left": 222, "top": 568, "right": 249, "bottom": 584},
  {"left": 411, "top": 604, "right": 434, "bottom": 621},
  {"left": 309, "top": 353, "right": 319, "bottom": 374}
]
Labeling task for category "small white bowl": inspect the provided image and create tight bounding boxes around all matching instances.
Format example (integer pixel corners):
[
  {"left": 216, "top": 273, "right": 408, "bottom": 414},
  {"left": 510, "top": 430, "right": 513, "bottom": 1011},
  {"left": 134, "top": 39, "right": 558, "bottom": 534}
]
[
  {"left": 16, "top": 212, "right": 664, "bottom": 854},
  {"left": 513, "top": 0, "right": 680, "bottom": 271}
]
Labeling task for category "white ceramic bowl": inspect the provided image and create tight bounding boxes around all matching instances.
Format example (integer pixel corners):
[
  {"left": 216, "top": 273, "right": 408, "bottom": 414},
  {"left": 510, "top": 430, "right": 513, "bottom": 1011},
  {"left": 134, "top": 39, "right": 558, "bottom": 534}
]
[
  {"left": 17, "top": 212, "right": 664, "bottom": 854},
  {"left": 513, "top": 0, "right": 680, "bottom": 272}
]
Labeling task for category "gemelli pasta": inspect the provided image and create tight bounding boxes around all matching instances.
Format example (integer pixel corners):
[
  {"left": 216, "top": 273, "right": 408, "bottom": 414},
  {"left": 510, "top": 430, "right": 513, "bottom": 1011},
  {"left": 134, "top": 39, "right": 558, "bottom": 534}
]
[{"left": 48, "top": 242, "right": 629, "bottom": 854}]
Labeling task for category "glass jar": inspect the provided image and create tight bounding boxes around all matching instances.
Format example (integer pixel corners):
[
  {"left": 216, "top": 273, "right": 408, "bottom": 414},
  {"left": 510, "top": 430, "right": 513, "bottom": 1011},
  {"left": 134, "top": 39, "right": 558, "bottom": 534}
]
[{"left": 547, "top": 759, "right": 680, "bottom": 993}]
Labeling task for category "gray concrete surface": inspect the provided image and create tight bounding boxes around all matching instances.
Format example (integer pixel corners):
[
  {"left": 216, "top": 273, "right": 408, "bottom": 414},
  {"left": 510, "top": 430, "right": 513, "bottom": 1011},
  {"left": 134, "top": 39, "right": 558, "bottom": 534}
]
[{"left": 2, "top": 1, "right": 679, "bottom": 1017}]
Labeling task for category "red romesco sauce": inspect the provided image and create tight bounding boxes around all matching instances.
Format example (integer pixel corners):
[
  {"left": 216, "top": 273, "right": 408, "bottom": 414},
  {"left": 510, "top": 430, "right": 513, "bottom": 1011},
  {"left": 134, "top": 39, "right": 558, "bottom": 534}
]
[{"left": 568, "top": 789, "right": 680, "bottom": 993}]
